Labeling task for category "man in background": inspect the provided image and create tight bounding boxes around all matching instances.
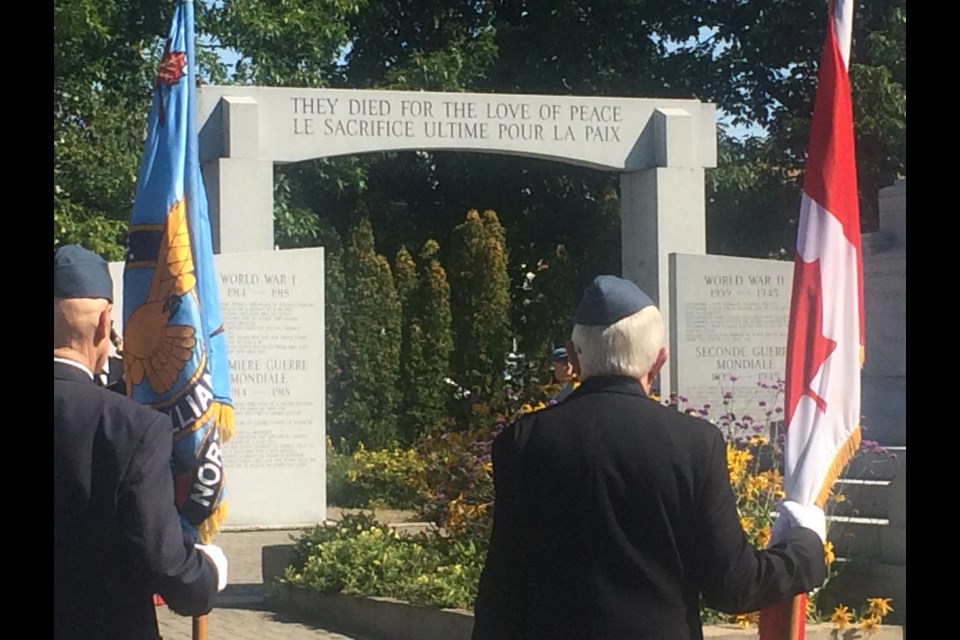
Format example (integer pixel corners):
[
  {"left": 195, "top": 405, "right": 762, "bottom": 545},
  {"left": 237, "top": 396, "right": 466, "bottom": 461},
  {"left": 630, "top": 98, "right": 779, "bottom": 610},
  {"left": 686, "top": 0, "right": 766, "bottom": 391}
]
[
  {"left": 547, "top": 346, "right": 576, "bottom": 402},
  {"left": 54, "top": 244, "right": 228, "bottom": 640},
  {"left": 95, "top": 323, "right": 125, "bottom": 394}
]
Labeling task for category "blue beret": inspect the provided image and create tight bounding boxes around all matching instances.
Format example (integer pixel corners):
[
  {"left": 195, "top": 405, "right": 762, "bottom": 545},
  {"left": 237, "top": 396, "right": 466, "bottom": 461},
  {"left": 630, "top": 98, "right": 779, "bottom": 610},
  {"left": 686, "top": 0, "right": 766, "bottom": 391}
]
[
  {"left": 574, "top": 275, "right": 653, "bottom": 326},
  {"left": 550, "top": 347, "right": 568, "bottom": 362},
  {"left": 54, "top": 245, "right": 114, "bottom": 302}
]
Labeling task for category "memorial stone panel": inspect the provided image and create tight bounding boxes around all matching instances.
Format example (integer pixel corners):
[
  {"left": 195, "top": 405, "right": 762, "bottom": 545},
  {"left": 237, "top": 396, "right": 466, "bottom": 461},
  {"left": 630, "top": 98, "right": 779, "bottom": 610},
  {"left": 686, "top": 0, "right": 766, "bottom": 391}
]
[{"left": 669, "top": 254, "right": 793, "bottom": 429}]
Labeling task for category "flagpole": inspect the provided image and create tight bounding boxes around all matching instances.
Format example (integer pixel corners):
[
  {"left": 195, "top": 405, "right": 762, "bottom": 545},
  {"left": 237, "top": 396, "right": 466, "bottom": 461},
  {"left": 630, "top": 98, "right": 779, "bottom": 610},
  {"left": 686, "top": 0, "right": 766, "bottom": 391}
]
[
  {"left": 183, "top": 0, "right": 200, "bottom": 230},
  {"left": 182, "top": 1, "right": 208, "bottom": 638}
]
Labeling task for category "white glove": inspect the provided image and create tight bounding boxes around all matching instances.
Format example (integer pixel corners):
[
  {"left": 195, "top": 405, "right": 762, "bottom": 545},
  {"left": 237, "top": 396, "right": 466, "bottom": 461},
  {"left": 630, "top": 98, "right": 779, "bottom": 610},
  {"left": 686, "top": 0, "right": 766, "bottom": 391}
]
[
  {"left": 196, "top": 543, "right": 229, "bottom": 592},
  {"left": 773, "top": 500, "right": 827, "bottom": 544}
]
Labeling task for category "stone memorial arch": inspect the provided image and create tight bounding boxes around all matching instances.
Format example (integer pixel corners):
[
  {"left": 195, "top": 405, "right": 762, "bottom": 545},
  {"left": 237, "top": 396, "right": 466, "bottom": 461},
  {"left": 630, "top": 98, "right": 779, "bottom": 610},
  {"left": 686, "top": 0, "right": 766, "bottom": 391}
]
[{"left": 198, "top": 87, "right": 717, "bottom": 397}]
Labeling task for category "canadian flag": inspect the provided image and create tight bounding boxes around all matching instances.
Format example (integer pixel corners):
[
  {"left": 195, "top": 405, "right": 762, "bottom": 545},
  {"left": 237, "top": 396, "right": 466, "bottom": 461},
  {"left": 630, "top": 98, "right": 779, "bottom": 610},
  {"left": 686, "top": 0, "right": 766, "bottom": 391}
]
[{"left": 759, "top": 1, "right": 864, "bottom": 638}]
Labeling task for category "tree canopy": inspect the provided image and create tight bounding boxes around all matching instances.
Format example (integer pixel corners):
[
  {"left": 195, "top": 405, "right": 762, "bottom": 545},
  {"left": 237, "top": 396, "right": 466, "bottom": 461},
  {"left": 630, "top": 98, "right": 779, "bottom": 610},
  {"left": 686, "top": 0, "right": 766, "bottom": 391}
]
[{"left": 54, "top": 0, "right": 906, "bottom": 360}]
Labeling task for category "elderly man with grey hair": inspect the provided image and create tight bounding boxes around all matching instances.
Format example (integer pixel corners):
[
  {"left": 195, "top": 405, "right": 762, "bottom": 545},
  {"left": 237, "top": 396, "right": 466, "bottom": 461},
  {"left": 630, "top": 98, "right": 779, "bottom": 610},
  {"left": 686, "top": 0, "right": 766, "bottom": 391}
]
[{"left": 473, "top": 275, "right": 826, "bottom": 640}]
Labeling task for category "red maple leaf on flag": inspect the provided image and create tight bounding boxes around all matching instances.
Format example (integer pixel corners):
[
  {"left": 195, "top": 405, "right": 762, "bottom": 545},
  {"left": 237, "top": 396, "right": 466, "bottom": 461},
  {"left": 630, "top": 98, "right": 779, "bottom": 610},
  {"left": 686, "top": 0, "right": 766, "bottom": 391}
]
[{"left": 784, "top": 257, "right": 837, "bottom": 422}]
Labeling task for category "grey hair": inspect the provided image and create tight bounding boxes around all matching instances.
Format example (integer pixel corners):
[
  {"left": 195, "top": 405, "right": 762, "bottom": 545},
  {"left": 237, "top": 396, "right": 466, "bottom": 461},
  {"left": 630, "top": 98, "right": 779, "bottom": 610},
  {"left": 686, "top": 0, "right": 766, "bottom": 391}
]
[{"left": 571, "top": 305, "right": 664, "bottom": 380}]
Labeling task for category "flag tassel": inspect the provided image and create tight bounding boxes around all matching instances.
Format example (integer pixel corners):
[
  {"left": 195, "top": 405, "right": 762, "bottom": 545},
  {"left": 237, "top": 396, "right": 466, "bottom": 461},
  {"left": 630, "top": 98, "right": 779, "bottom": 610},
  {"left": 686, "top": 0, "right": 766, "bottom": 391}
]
[
  {"left": 197, "top": 501, "right": 228, "bottom": 544},
  {"left": 815, "top": 426, "right": 861, "bottom": 509},
  {"left": 212, "top": 401, "right": 235, "bottom": 442}
]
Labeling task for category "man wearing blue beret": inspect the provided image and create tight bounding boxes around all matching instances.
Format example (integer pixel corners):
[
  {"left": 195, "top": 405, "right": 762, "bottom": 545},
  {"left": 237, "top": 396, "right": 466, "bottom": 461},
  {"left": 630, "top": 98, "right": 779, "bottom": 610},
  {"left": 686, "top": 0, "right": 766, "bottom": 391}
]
[
  {"left": 54, "top": 244, "right": 227, "bottom": 639},
  {"left": 547, "top": 346, "right": 576, "bottom": 403},
  {"left": 473, "top": 275, "right": 826, "bottom": 639}
]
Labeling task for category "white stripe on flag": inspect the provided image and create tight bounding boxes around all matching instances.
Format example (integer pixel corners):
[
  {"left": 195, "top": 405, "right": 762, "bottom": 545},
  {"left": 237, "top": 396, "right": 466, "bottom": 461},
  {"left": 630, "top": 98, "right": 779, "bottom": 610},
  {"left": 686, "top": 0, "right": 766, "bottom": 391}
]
[{"left": 784, "top": 193, "right": 861, "bottom": 506}]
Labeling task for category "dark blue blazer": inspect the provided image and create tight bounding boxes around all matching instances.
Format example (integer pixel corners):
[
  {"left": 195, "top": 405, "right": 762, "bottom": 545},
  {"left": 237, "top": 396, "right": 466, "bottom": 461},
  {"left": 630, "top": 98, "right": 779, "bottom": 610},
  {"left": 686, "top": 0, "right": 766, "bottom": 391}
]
[
  {"left": 54, "top": 360, "right": 218, "bottom": 640},
  {"left": 473, "top": 376, "right": 826, "bottom": 640}
]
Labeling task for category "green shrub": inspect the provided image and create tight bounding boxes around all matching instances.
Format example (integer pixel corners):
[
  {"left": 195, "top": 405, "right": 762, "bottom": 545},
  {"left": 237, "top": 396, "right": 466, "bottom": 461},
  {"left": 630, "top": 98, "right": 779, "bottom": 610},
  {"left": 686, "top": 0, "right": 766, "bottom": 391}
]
[
  {"left": 283, "top": 513, "right": 484, "bottom": 610},
  {"left": 326, "top": 439, "right": 429, "bottom": 510}
]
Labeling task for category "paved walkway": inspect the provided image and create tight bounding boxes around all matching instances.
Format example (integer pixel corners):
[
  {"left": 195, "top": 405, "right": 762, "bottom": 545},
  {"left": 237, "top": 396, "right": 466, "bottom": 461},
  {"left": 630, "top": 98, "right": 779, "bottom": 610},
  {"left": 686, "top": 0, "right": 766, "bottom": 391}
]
[
  {"left": 157, "top": 529, "right": 366, "bottom": 639},
  {"left": 157, "top": 510, "right": 419, "bottom": 640}
]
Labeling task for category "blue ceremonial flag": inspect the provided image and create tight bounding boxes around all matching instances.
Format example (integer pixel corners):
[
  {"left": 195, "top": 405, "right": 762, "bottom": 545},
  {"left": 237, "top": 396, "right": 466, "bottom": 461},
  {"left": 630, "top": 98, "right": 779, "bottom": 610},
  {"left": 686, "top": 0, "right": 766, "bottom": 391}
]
[{"left": 123, "top": 1, "right": 233, "bottom": 543}]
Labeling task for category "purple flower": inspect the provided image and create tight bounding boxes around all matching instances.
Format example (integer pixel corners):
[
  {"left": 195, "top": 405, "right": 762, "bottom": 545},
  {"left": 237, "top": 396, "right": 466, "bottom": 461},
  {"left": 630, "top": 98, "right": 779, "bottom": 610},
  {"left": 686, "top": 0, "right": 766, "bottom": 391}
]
[
  {"left": 723, "top": 392, "right": 733, "bottom": 399},
  {"left": 753, "top": 425, "right": 764, "bottom": 432},
  {"left": 729, "top": 375, "right": 739, "bottom": 382},
  {"left": 679, "top": 395, "right": 688, "bottom": 403},
  {"left": 758, "top": 401, "right": 767, "bottom": 407}
]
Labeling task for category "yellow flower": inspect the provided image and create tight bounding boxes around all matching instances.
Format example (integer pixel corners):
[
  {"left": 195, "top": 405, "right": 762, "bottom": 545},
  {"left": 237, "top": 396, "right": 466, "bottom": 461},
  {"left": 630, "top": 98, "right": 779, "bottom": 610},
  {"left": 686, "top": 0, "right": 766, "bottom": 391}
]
[
  {"left": 755, "top": 525, "right": 771, "bottom": 548},
  {"left": 472, "top": 402, "right": 490, "bottom": 417},
  {"left": 830, "top": 605, "right": 854, "bottom": 629},
  {"left": 859, "top": 617, "right": 880, "bottom": 635},
  {"left": 823, "top": 541, "right": 835, "bottom": 566},
  {"left": 520, "top": 403, "right": 534, "bottom": 413},
  {"left": 734, "top": 613, "right": 758, "bottom": 628},
  {"left": 743, "top": 473, "right": 771, "bottom": 498},
  {"left": 866, "top": 597, "right": 894, "bottom": 619},
  {"left": 725, "top": 445, "right": 754, "bottom": 484}
]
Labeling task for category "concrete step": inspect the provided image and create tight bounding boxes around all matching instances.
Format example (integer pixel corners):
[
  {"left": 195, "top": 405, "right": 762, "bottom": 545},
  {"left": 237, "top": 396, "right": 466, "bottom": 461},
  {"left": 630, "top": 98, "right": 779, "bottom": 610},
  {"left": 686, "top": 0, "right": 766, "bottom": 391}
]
[
  {"left": 842, "top": 447, "right": 903, "bottom": 481},
  {"left": 827, "top": 516, "right": 887, "bottom": 559},
  {"left": 830, "top": 479, "right": 892, "bottom": 519}
]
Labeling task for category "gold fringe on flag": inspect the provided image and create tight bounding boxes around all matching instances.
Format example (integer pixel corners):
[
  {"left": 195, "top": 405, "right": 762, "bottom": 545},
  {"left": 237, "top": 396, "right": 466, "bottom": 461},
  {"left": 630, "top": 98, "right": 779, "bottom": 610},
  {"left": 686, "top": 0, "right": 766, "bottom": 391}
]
[
  {"left": 815, "top": 425, "right": 862, "bottom": 509},
  {"left": 212, "top": 401, "right": 235, "bottom": 442},
  {"left": 198, "top": 500, "right": 228, "bottom": 544}
]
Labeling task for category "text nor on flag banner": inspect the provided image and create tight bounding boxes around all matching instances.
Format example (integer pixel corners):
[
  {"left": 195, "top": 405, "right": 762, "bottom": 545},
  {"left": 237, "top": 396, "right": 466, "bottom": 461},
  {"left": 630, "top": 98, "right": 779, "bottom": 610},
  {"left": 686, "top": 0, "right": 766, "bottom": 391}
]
[{"left": 123, "top": 2, "right": 234, "bottom": 544}]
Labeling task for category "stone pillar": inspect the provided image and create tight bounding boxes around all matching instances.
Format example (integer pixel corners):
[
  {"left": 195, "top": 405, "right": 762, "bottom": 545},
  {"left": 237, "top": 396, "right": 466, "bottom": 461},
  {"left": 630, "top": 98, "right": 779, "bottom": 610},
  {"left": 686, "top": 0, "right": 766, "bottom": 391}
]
[
  {"left": 620, "top": 109, "right": 706, "bottom": 399},
  {"left": 200, "top": 95, "right": 275, "bottom": 254},
  {"left": 861, "top": 178, "right": 906, "bottom": 445}
]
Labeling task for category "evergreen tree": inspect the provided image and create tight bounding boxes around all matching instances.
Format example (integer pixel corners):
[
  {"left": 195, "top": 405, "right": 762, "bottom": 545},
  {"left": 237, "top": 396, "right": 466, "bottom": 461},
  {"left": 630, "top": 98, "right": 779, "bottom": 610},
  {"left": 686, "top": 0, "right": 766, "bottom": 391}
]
[
  {"left": 393, "top": 246, "right": 417, "bottom": 316},
  {"left": 401, "top": 239, "right": 454, "bottom": 441},
  {"left": 339, "top": 217, "right": 402, "bottom": 449},
  {"left": 313, "top": 220, "right": 348, "bottom": 447},
  {"left": 449, "top": 210, "right": 511, "bottom": 410}
]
